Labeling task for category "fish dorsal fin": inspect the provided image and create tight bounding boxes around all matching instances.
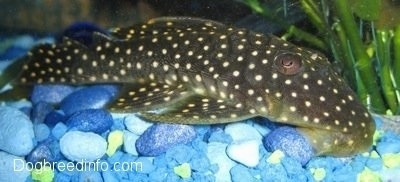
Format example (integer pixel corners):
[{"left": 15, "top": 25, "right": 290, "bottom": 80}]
[
  {"left": 109, "top": 16, "right": 227, "bottom": 40},
  {"left": 147, "top": 17, "right": 227, "bottom": 28},
  {"left": 138, "top": 95, "right": 257, "bottom": 124},
  {"left": 107, "top": 83, "right": 193, "bottom": 112}
]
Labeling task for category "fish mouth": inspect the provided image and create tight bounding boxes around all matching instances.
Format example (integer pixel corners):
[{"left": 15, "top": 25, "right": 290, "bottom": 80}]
[
  {"left": 297, "top": 116, "right": 375, "bottom": 156},
  {"left": 261, "top": 74, "right": 377, "bottom": 156},
  {"left": 267, "top": 96, "right": 376, "bottom": 156}
]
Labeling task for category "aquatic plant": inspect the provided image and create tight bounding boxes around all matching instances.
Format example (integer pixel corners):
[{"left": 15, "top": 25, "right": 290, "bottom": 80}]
[{"left": 241, "top": 0, "right": 400, "bottom": 115}]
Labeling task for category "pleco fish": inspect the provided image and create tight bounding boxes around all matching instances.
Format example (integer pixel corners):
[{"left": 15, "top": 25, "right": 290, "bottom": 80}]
[{"left": 3, "top": 17, "right": 375, "bottom": 156}]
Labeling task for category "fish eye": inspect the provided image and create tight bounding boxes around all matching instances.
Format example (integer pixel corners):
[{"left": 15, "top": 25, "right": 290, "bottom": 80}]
[{"left": 274, "top": 52, "right": 302, "bottom": 75}]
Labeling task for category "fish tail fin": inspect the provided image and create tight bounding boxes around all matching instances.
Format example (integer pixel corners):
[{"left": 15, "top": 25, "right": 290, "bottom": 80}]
[
  {"left": 11, "top": 35, "right": 98, "bottom": 85},
  {"left": 15, "top": 32, "right": 130, "bottom": 85},
  {"left": 0, "top": 58, "right": 27, "bottom": 89},
  {"left": 0, "top": 34, "right": 93, "bottom": 98},
  {"left": 0, "top": 58, "right": 32, "bottom": 100}
]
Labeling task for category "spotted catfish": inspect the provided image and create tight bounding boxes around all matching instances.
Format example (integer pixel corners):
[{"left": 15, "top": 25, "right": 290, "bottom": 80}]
[{"left": 5, "top": 17, "right": 375, "bottom": 156}]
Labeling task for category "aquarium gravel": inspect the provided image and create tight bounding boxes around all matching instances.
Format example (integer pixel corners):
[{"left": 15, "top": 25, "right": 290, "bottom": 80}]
[{"left": 1, "top": 35, "right": 400, "bottom": 182}]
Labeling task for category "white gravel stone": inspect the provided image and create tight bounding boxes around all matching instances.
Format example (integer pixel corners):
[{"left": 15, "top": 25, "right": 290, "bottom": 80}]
[
  {"left": 0, "top": 106, "right": 34, "bottom": 156},
  {"left": 226, "top": 140, "right": 260, "bottom": 167},
  {"left": 0, "top": 151, "right": 30, "bottom": 182},
  {"left": 60, "top": 131, "right": 107, "bottom": 162},
  {"left": 124, "top": 114, "right": 153, "bottom": 135}
]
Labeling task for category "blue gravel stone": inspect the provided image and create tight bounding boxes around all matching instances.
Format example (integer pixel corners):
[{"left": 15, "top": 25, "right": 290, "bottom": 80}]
[
  {"left": 0, "top": 151, "right": 30, "bottom": 182},
  {"left": 128, "top": 173, "right": 148, "bottom": 181},
  {"left": 26, "top": 138, "right": 62, "bottom": 164},
  {"left": 350, "top": 155, "right": 368, "bottom": 172},
  {"left": 60, "top": 131, "right": 107, "bottom": 162},
  {"left": 306, "top": 157, "right": 348, "bottom": 181},
  {"left": 331, "top": 165, "right": 356, "bottom": 181},
  {"left": 154, "top": 155, "right": 168, "bottom": 169},
  {"left": 194, "top": 125, "right": 210, "bottom": 139},
  {"left": 165, "top": 144, "right": 196, "bottom": 164},
  {"left": 230, "top": 165, "right": 256, "bottom": 181},
  {"left": 149, "top": 167, "right": 168, "bottom": 181},
  {"left": 192, "top": 172, "right": 215, "bottom": 181},
  {"left": 31, "top": 101, "right": 54, "bottom": 124},
  {"left": 261, "top": 162, "right": 288, "bottom": 181},
  {"left": 107, "top": 150, "right": 124, "bottom": 165},
  {"left": 135, "top": 157, "right": 156, "bottom": 173},
  {"left": 77, "top": 171, "right": 103, "bottom": 182},
  {"left": 376, "top": 139, "right": 400, "bottom": 155},
  {"left": 380, "top": 131, "right": 400, "bottom": 142},
  {"left": 136, "top": 124, "right": 196, "bottom": 156},
  {"left": 281, "top": 157, "right": 310, "bottom": 181},
  {"left": 56, "top": 160, "right": 79, "bottom": 176},
  {"left": 263, "top": 126, "right": 314, "bottom": 165},
  {"left": 119, "top": 152, "right": 139, "bottom": 164},
  {"left": 111, "top": 118, "right": 125, "bottom": 130},
  {"left": 31, "top": 84, "right": 75, "bottom": 105},
  {"left": 54, "top": 172, "right": 71, "bottom": 182},
  {"left": 44, "top": 110, "right": 66, "bottom": 127},
  {"left": 34, "top": 123, "right": 50, "bottom": 142},
  {"left": 26, "top": 142, "right": 52, "bottom": 164},
  {"left": 190, "top": 156, "right": 211, "bottom": 173},
  {"left": 191, "top": 137, "right": 208, "bottom": 154},
  {"left": 366, "top": 157, "right": 383, "bottom": 171},
  {"left": 51, "top": 122, "right": 68, "bottom": 139},
  {"left": 0, "top": 106, "right": 35, "bottom": 156},
  {"left": 102, "top": 170, "right": 119, "bottom": 181},
  {"left": 113, "top": 169, "right": 129, "bottom": 181},
  {"left": 60, "top": 86, "right": 115, "bottom": 115},
  {"left": 207, "top": 127, "right": 233, "bottom": 143},
  {"left": 66, "top": 109, "right": 113, "bottom": 134},
  {"left": 306, "top": 156, "right": 344, "bottom": 172},
  {"left": 165, "top": 173, "right": 181, "bottom": 181}
]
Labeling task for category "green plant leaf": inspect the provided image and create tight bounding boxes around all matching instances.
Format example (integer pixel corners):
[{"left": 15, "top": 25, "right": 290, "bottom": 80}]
[{"left": 351, "top": 0, "right": 381, "bottom": 20}]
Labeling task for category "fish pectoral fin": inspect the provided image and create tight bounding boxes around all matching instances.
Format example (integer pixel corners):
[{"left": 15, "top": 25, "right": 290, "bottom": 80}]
[
  {"left": 107, "top": 83, "right": 193, "bottom": 112},
  {"left": 138, "top": 95, "right": 256, "bottom": 124}
]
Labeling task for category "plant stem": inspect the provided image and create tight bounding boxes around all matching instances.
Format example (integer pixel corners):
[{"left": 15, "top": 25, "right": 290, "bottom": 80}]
[
  {"left": 393, "top": 25, "right": 400, "bottom": 114},
  {"left": 334, "top": 23, "right": 358, "bottom": 90},
  {"left": 334, "top": 0, "right": 386, "bottom": 113},
  {"left": 299, "top": 0, "right": 358, "bottom": 91},
  {"left": 299, "top": 0, "right": 324, "bottom": 32},
  {"left": 241, "top": 0, "right": 326, "bottom": 50},
  {"left": 375, "top": 29, "right": 398, "bottom": 114},
  {"left": 282, "top": 26, "right": 327, "bottom": 50}
]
